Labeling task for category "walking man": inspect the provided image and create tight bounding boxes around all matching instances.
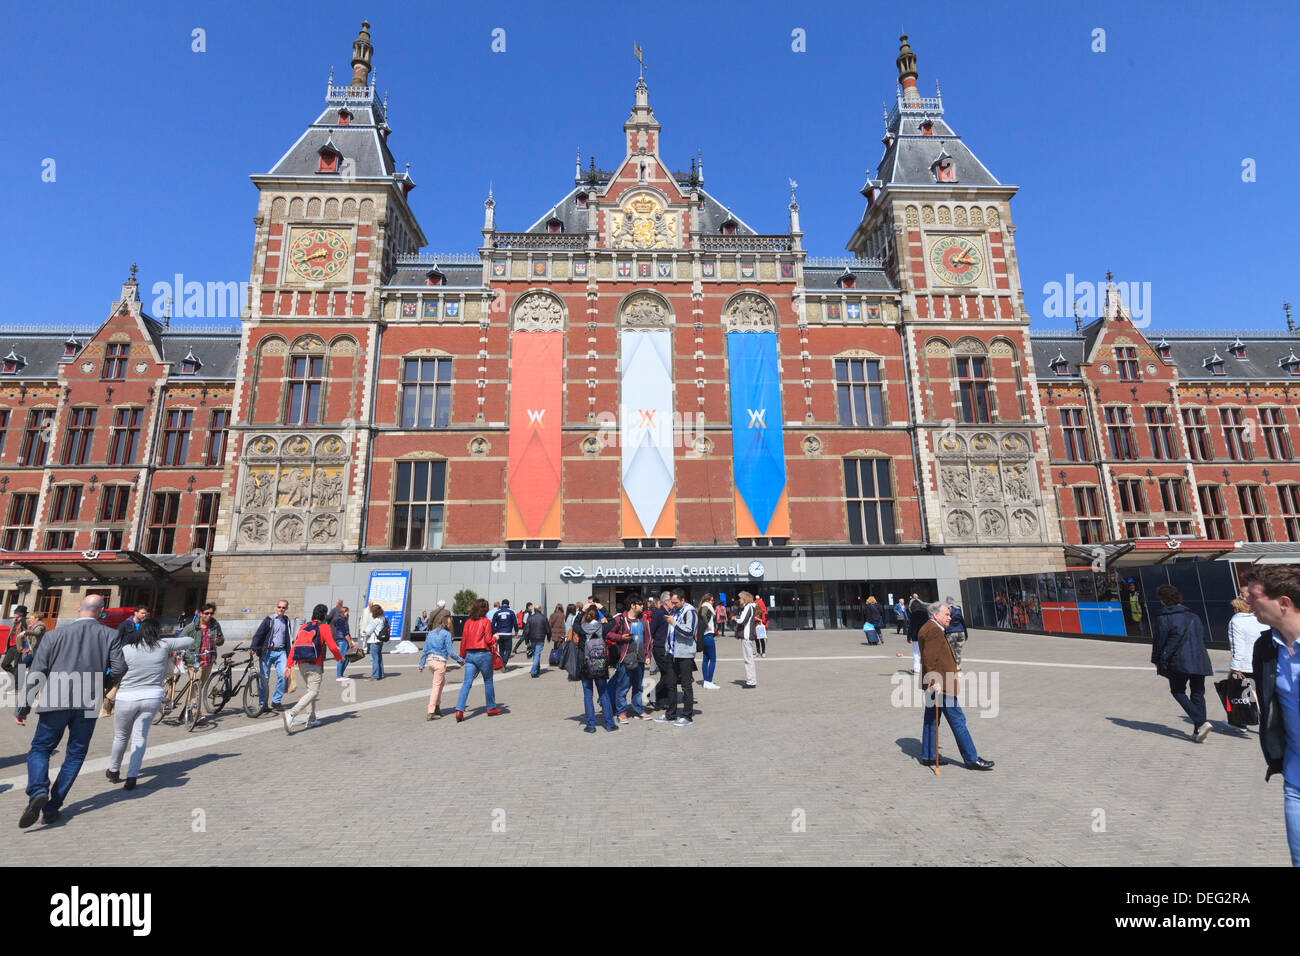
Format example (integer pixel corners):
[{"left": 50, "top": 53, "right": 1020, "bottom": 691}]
[
  {"left": 16, "top": 594, "right": 127, "bottom": 828},
  {"left": 1244, "top": 567, "right": 1300, "bottom": 865},
  {"left": 525, "top": 602, "right": 549, "bottom": 677},
  {"left": 918, "top": 601, "right": 994, "bottom": 772},
  {"left": 1151, "top": 585, "right": 1214, "bottom": 741},
  {"left": 251, "top": 599, "right": 294, "bottom": 711},
  {"left": 491, "top": 599, "right": 518, "bottom": 670}
]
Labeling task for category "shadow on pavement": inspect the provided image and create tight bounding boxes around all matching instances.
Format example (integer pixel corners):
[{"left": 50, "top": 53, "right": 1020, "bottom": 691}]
[{"left": 1106, "top": 717, "right": 1196, "bottom": 740}]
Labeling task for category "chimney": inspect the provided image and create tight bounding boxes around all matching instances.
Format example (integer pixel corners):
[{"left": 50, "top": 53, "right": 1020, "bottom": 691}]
[
  {"left": 350, "top": 21, "right": 373, "bottom": 88},
  {"left": 897, "top": 34, "right": 921, "bottom": 106}
]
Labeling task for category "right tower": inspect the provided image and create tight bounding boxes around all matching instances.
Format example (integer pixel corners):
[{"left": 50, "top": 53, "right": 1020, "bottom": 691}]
[{"left": 848, "top": 35, "right": 1064, "bottom": 579}]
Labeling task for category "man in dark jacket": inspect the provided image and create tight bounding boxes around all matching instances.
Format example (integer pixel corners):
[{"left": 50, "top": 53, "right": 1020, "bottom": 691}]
[
  {"left": 649, "top": 591, "right": 673, "bottom": 711},
  {"left": 490, "top": 600, "right": 517, "bottom": 669},
  {"left": 1150, "top": 585, "right": 1214, "bottom": 742},
  {"left": 1245, "top": 567, "right": 1300, "bottom": 865},
  {"left": 251, "top": 600, "right": 295, "bottom": 712},
  {"left": 524, "top": 604, "right": 549, "bottom": 678}
]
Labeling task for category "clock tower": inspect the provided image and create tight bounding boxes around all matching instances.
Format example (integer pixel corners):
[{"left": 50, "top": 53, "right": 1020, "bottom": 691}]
[
  {"left": 847, "top": 36, "right": 1063, "bottom": 578},
  {"left": 208, "top": 22, "right": 428, "bottom": 606}
]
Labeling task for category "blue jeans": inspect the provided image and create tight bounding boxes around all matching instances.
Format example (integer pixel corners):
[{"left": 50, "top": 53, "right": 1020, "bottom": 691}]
[
  {"left": 920, "top": 694, "right": 979, "bottom": 765},
  {"left": 1168, "top": 673, "right": 1207, "bottom": 728},
  {"left": 260, "top": 649, "right": 288, "bottom": 706},
  {"left": 608, "top": 664, "right": 628, "bottom": 715},
  {"left": 456, "top": 651, "right": 496, "bottom": 712},
  {"left": 623, "top": 664, "right": 645, "bottom": 716},
  {"left": 530, "top": 641, "right": 544, "bottom": 676},
  {"left": 1286, "top": 782, "right": 1300, "bottom": 867},
  {"left": 26, "top": 709, "right": 98, "bottom": 812},
  {"left": 701, "top": 634, "right": 717, "bottom": 683},
  {"left": 336, "top": 641, "right": 351, "bottom": 678},
  {"left": 582, "top": 677, "right": 614, "bottom": 730},
  {"left": 369, "top": 642, "right": 384, "bottom": 680}
]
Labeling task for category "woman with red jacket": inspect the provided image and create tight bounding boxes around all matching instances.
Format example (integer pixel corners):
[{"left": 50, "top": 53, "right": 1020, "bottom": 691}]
[
  {"left": 283, "top": 603, "right": 344, "bottom": 734},
  {"left": 455, "top": 598, "right": 504, "bottom": 722}
]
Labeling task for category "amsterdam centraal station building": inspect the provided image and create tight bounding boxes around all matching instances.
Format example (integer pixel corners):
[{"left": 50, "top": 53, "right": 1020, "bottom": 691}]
[{"left": 0, "top": 25, "right": 1293, "bottom": 633}]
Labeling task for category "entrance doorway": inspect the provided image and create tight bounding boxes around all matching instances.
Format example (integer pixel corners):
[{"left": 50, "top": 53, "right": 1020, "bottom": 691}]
[{"left": 34, "top": 589, "right": 62, "bottom": 632}]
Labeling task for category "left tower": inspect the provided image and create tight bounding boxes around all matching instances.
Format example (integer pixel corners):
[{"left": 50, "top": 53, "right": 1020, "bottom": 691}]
[{"left": 209, "top": 23, "right": 426, "bottom": 615}]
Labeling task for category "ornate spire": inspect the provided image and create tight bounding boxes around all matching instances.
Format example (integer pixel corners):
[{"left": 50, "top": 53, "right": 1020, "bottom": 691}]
[
  {"left": 896, "top": 34, "right": 920, "bottom": 105},
  {"left": 350, "top": 21, "right": 373, "bottom": 88},
  {"left": 788, "top": 178, "right": 799, "bottom": 210},
  {"left": 1287, "top": 301, "right": 1295, "bottom": 333}
]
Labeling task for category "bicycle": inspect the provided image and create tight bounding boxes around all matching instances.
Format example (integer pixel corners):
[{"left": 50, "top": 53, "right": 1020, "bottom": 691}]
[
  {"left": 202, "top": 643, "right": 266, "bottom": 719},
  {"left": 156, "top": 657, "right": 204, "bottom": 732}
]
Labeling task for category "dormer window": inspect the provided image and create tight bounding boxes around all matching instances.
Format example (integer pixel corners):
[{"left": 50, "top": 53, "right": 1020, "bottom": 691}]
[
  {"left": 575, "top": 193, "right": 588, "bottom": 209},
  {"left": 932, "top": 152, "right": 957, "bottom": 183},
  {"left": 63, "top": 335, "right": 80, "bottom": 358},
  {"left": 1156, "top": 337, "right": 1172, "bottom": 360},
  {"left": 720, "top": 220, "right": 738, "bottom": 236},
  {"left": 317, "top": 138, "right": 343, "bottom": 174},
  {"left": 1229, "top": 336, "right": 1247, "bottom": 359},
  {"left": 546, "top": 218, "right": 564, "bottom": 234},
  {"left": 920, "top": 119, "right": 934, "bottom": 137},
  {"left": 1050, "top": 350, "right": 1070, "bottom": 376},
  {"left": 1280, "top": 351, "right": 1300, "bottom": 376},
  {"left": 1204, "top": 351, "right": 1225, "bottom": 375},
  {"left": 179, "top": 348, "right": 202, "bottom": 375},
  {"left": 337, "top": 108, "right": 352, "bottom": 126},
  {"left": 837, "top": 273, "right": 856, "bottom": 290},
  {"left": 1, "top": 348, "right": 23, "bottom": 374},
  {"left": 425, "top": 270, "right": 445, "bottom": 286}
]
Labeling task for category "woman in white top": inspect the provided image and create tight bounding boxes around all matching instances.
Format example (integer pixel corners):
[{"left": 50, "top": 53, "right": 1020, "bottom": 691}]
[
  {"left": 734, "top": 591, "right": 758, "bottom": 689},
  {"left": 1228, "top": 597, "right": 1268, "bottom": 678},
  {"left": 363, "top": 603, "right": 388, "bottom": 680},
  {"left": 106, "top": 618, "right": 194, "bottom": 789}
]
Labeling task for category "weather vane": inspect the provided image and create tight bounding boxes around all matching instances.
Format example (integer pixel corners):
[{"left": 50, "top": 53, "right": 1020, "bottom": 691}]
[{"left": 634, "top": 42, "right": 645, "bottom": 78}]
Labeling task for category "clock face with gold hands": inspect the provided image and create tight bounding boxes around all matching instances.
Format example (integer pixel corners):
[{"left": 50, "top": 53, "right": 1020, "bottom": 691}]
[
  {"left": 929, "top": 235, "right": 984, "bottom": 286},
  {"left": 288, "top": 228, "right": 350, "bottom": 281}
]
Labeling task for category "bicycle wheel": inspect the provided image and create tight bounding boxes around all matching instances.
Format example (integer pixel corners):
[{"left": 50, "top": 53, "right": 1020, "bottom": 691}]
[
  {"left": 203, "top": 671, "right": 229, "bottom": 715},
  {"left": 183, "top": 685, "right": 202, "bottom": 732},
  {"left": 154, "top": 686, "right": 172, "bottom": 724},
  {"left": 242, "top": 671, "right": 266, "bottom": 719}
]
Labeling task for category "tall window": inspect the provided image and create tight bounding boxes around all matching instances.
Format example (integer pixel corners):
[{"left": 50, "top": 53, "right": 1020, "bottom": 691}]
[
  {"left": 955, "top": 356, "right": 991, "bottom": 424},
  {"left": 1145, "top": 406, "right": 1175, "bottom": 460},
  {"left": 392, "top": 460, "right": 447, "bottom": 550},
  {"left": 1182, "top": 407, "right": 1212, "bottom": 461},
  {"left": 0, "top": 409, "right": 8, "bottom": 460},
  {"left": 19, "top": 410, "right": 53, "bottom": 467},
  {"left": 158, "top": 410, "right": 192, "bottom": 466},
  {"left": 286, "top": 355, "right": 324, "bottom": 425},
  {"left": 102, "top": 342, "right": 129, "bottom": 380},
  {"left": 1198, "top": 485, "right": 1230, "bottom": 540},
  {"left": 194, "top": 492, "right": 220, "bottom": 552},
  {"left": 844, "top": 458, "right": 896, "bottom": 545},
  {"left": 2, "top": 493, "right": 36, "bottom": 550},
  {"left": 1105, "top": 407, "right": 1136, "bottom": 460},
  {"left": 146, "top": 492, "right": 180, "bottom": 553},
  {"left": 1061, "top": 409, "right": 1091, "bottom": 462},
  {"left": 205, "top": 410, "right": 229, "bottom": 466},
  {"left": 98, "top": 485, "right": 130, "bottom": 523},
  {"left": 44, "top": 531, "right": 74, "bottom": 550},
  {"left": 1114, "top": 346, "right": 1140, "bottom": 381},
  {"left": 401, "top": 359, "right": 452, "bottom": 428},
  {"left": 1074, "top": 486, "right": 1104, "bottom": 544},
  {"left": 1117, "top": 478, "right": 1145, "bottom": 514},
  {"left": 49, "top": 484, "right": 82, "bottom": 522},
  {"left": 1238, "top": 484, "right": 1269, "bottom": 542},
  {"left": 107, "top": 408, "right": 143, "bottom": 465},
  {"left": 1158, "top": 477, "right": 1187, "bottom": 513},
  {"left": 835, "top": 359, "right": 884, "bottom": 427},
  {"left": 61, "top": 408, "right": 96, "bottom": 465},
  {"left": 1261, "top": 407, "right": 1291, "bottom": 461},
  {"left": 1279, "top": 484, "right": 1300, "bottom": 542},
  {"left": 1221, "top": 408, "right": 1250, "bottom": 461}
]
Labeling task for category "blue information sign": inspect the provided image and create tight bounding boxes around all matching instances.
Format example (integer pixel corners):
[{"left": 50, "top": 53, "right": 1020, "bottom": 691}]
[{"left": 366, "top": 569, "right": 410, "bottom": 641}]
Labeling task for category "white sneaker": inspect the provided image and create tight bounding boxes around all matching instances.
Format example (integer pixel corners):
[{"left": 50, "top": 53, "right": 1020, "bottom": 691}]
[
  {"left": 307, "top": 719, "right": 322, "bottom": 729},
  {"left": 704, "top": 681, "right": 720, "bottom": 690},
  {"left": 1194, "top": 722, "right": 1212, "bottom": 742},
  {"left": 282, "top": 711, "right": 296, "bottom": 734},
  {"left": 335, "top": 677, "right": 347, "bottom": 683}
]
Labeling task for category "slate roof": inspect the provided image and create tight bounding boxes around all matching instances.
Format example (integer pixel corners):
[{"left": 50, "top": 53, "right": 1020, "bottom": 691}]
[
  {"left": 803, "top": 267, "right": 894, "bottom": 292},
  {"left": 265, "top": 99, "right": 399, "bottom": 180},
  {"left": 876, "top": 106, "right": 1000, "bottom": 188},
  {"left": 1033, "top": 327, "right": 1300, "bottom": 382},
  {"left": 516, "top": 184, "right": 757, "bottom": 238},
  {"left": 0, "top": 324, "right": 241, "bottom": 381},
  {"left": 385, "top": 264, "right": 484, "bottom": 288}
]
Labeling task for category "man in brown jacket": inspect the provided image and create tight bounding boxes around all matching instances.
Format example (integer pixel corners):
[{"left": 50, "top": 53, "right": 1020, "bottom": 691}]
[{"left": 919, "top": 601, "right": 994, "bottom": 772}]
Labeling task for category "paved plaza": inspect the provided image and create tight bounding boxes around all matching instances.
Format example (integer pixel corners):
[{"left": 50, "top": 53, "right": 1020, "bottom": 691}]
[{"left": 0, "top": 627, "right": 1284, "bottom": 866}]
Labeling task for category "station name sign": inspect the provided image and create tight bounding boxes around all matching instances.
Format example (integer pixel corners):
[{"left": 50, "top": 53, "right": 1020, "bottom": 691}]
[{"left": 560, "top": 561, "right": 765, "bottom": 581}]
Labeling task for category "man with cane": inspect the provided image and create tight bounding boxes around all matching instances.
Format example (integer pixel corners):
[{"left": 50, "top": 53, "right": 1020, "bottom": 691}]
[{"left": 918, "top": 601, "right": 994, "bottom": 774}]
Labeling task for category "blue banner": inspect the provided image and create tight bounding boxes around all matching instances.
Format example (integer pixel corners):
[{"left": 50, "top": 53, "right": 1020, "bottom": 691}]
[
  {"left": 727, "top": 330, "right": 786, "bottom": 535},
  {"left": 366, "top": 569, "right": 410, "bottom": 640}
]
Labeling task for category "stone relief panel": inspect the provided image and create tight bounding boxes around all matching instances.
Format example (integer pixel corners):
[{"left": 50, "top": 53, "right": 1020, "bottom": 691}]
[
  {"left": 235, "top": 432, "right": 349, "bottom": 551},
  {"left": 934, "top": 428, "right": 1047, "bottom": 544}
]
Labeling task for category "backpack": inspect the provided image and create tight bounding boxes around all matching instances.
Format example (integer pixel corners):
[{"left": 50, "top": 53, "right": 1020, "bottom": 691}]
[
  {"left": 379, "top": 617, "right": 391, "bottom": 643},
  {"left": 583, "top": 630, "right": 607, "bottom": 676},
  {"left": 294, "top": 622, "right": 323, "bottom": 663}
]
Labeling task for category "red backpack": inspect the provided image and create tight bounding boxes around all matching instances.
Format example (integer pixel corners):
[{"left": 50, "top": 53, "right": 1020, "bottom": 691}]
[{"left": 294, "top": 622, "right": 324, "bottom": 663}]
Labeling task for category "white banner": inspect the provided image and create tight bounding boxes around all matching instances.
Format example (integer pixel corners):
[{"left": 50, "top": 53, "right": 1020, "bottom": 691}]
[{"left": 620, "top": 329, "right": 675, "bottom": 536}]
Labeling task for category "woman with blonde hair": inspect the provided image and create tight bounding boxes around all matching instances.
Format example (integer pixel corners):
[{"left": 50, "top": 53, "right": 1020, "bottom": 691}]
[
  {"left": 1228, "top": 597, "right": 1267, "bottom": 680},
  {"left": 733, "top": 591, "right": 758, "bottom": 689}
]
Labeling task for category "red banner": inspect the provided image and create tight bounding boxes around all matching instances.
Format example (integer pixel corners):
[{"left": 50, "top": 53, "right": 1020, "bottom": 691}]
[{"left": 506, "top": 331, "right": 563, "bottom": 538}]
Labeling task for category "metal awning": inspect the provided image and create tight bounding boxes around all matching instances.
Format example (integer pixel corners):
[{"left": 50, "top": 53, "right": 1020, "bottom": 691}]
[
  {"left": 1067, "top": 538, "right": 1238, "bottom": 568},
  {"left": 1218, "top": 543, "right": 1300, "bottom": 565},
  {"left": 0, "top": 550, "right": 198, "bottom": 588}
]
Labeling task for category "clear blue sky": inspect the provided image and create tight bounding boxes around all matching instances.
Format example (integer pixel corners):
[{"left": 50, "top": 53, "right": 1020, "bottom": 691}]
[{"left": 6, "top": 0, "right": 1297, "bottom": 333}]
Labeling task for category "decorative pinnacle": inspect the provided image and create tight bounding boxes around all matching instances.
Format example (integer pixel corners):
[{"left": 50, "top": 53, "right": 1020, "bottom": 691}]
[
  {"left": 1286, "top": 301, "right": 1294, "bottom": 332},
  {"left": 485, "top": 181, "right": 495, "bottom": 208},
  {"left": 788, "top": 178, "right": 799, "bottom": 206},
  {"left": 128, "top": 262, "right": 138, "bottom": 282},
  {"left": 1105, "top": 269, "right": 1114, "bottom": 282},
  {"left": 350, "top": 21, "right": 373, "bottom": 88}
]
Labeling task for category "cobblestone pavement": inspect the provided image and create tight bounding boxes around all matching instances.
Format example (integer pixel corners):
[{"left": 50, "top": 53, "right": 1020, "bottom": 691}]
[{"left": 0, "top": 628, "right": 1283, "bottom": 865}]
